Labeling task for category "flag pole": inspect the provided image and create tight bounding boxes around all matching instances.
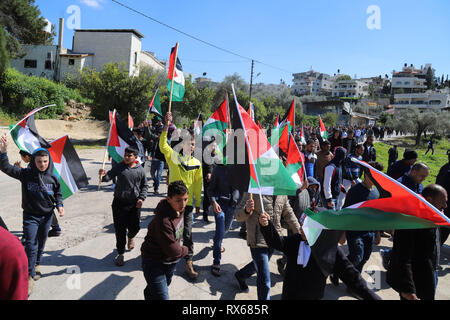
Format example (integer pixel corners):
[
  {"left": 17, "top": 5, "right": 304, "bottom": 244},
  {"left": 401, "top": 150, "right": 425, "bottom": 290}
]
[
  {"left": 168, "top": 42, "right": 179, "bottom": 113},
  {"left": 98, "top": 109, "right": 116, "bottom": 191}
]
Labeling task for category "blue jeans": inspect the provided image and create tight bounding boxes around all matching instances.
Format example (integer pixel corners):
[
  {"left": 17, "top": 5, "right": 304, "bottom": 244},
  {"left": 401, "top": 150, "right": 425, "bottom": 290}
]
[
  {"left": 237, "top": 247, "right": 274, "bottom": 300},
  {"left": 150, "top": 159, "right": 165, "bottom": 192},
  {"left": 212, "top": 200, "right": 235, "bottom": 266},
  {"left": 23, "top": 212, "right": 53, "bottom": 278},
  {"left": 142, "top": 258, "right": 177, "bottom": 300},
  {"left": 347, "top": 231, "right": 375, "bottom": 273}
]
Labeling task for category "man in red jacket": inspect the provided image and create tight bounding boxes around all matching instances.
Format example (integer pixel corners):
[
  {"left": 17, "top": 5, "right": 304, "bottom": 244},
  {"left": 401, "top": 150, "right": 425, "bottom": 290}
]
[
  {"left": 0, "top": 227, "right": 28, "bottom": 300},
  {"left": 140, "top": 181, "right": 189, "bottom": 300}
]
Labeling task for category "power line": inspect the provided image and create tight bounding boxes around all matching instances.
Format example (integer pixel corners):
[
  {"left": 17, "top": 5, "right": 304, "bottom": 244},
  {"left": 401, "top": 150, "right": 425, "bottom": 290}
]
[{"left": 110, "top": 0, "right": 294, "bottom": 75}]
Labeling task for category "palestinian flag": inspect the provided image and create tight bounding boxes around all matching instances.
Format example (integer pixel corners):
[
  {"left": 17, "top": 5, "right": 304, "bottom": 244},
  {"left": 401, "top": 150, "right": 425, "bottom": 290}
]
[
  {"left": 128, "top": 113, "right": 134, "bottom": 131},
  {"left": 270, "top": 121, "right": 289, "bottom": 155},
  {"left": 48, "top": 135, "right": 89, "bottom": 200},
  {"left": 148, "top": 89, "right": 162, "bottom": 119},
  {"left": 107, "top": 113, "right": 141, "bottom": 163},
  {"left": 279, "top": 99, "right": 295, "bottom": 131},
  {"left": 167, "top": 43, "right": 185, "bottom": 102},
  {"left": 302, "top": 158, "right": 450, "bottom": 245},
  {"left": 319, "top": 115, "right": 328, "bottom": 140},
  {"left": 194, "top": 114, "right": 203, "bottom": 136},
  {"left": 274, "top": 114, "right": 280, "bottom": 128},
  {"left": 285, "top": 132, "right": 306, "bottom": 187},
  {"left": 203, "top": 99, "right": 228, "bottom": 144},
  {"left": 9, "top": 106, "right": 52, "bottom": 153},
  {"left": 300, "top": 126, "right": 306, "bottom": 145},
  {"left": 109, "top": 110, "right": 114, "bottom": 123},
  {"left": 228, "top": 84, "right": 297, "bottom": 197}
]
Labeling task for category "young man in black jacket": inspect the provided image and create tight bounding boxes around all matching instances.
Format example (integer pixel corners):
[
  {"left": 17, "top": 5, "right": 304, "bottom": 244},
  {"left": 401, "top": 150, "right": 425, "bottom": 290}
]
[
  {"left": 387, "top": 184, "right": 447, "bottom": 300},
  {"left": 0, "top": 135, "right": 64, "bottom": 296},
  {"left": 99, "top": 147, "right": 148, "bottom": 266},
  {"left": 258, "top": 211, "right": 381, "bottom": 300}
]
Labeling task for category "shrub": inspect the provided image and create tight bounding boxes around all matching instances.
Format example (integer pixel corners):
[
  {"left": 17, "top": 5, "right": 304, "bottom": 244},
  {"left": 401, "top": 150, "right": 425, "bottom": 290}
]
[{"left": 0, "top": 68, "right": 89, "bottom": 119}]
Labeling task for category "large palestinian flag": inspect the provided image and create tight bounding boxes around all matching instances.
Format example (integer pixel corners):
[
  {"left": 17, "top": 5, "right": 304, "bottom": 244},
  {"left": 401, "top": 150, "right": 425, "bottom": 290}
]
[
  {"left": 9, "top": 106, "right": 52, "bottom": 153},
  {"left": 227, "top": 84, "right": 297, "bottom": 197},
  {"left": 107, "top": 113, "right": 141, "bottom": 163},
  {"left": 48, "top": 136, "right": 89, "bottom": 200},
  {"left": 148, "top": 89, "right": 163, "bottom": 119},
  {"left": 167, "top": 43, "right": 185, "bottom": 102},
  {"left": 303, "top": 158, "right": 450, "bottom": 245},
  {"left": 285, "top": 132, "right": 306, "bottom": 187},
  {"left": 319, "top": 115, "right": 328, "bottom": 140}
]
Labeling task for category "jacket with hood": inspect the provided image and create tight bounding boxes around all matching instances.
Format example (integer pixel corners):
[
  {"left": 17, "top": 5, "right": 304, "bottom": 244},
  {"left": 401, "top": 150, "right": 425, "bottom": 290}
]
[
  {"left": 141, "top": 199, "right": 188, "bottom": 264},
  {"left": 0, "top": 148, "right": 63, "bottom": 216},
  {"left": 101, "top": 161, "right": 148, "bottom": 205},
  {"left": 323, "top": 147, "right": 346, "bottom": 200}
]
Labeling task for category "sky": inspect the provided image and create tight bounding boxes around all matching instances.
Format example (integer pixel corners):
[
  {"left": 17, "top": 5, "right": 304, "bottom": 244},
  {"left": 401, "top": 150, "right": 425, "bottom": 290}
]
[{"left": 35, "top": 0, "right": 450, "bottom": 85}]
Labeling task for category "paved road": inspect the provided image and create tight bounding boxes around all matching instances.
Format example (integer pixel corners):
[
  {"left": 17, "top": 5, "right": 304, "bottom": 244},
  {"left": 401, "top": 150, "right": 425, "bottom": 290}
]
[{"left": 0, "top": 148, "right": 449, "bottom": 300}]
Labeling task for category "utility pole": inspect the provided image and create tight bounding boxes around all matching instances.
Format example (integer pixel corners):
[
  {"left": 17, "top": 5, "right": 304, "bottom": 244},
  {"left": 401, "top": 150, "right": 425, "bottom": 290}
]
[{"left": 249, "top": 59, "right": 255, "bottom": 104}]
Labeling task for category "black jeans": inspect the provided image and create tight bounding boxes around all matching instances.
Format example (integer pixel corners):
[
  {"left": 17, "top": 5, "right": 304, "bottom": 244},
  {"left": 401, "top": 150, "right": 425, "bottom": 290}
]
[
  {"left": 183, "top": 205, "right": 194, "bottom": 260},
  {"left": 112, "top": 198, "right": 141, "bottom": 255}
]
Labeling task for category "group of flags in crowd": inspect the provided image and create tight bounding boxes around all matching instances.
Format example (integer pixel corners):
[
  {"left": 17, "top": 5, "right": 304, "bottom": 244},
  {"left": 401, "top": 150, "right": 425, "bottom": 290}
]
[
  {"left": 9, "top": 105, "right": 88, "bottom": 200},
  {"left": 8, "top": 42, "right": 449, "bottom": 244}
]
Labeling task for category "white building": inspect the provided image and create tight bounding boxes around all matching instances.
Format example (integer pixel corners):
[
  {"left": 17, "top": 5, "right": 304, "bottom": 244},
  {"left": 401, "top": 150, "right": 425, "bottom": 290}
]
[
  {"left": 10, "top": 45, "right": 58, "bottom": 80},
  {"left": 394, "top": 90, "right": 450, "bottom": 113},
  {"left": 10, "top": 22, "right": 166, "bottom": 81},
  {"left": 332, "top": 80, "right": 370, "bottom": 98},
  {"left": 292, "top": 70, "right": 333, "bottom": 96}
]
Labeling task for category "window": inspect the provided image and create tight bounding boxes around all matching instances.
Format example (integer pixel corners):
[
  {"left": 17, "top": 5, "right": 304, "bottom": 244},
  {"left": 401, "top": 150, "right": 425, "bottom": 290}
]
[
  {"left": 24, "top": 60, "right": 37, "bottom": 68},
  {"left": 134, "top": 52, "right": 138, "bottom": 65},
  {"left": 45, "top": 60, "right": 52, "bottom": 70},
  {"left": 47, "top": 52, "right": 52, "bottom": 59},
  {"left": 69, "top": 59, "right": 75, "bottom": 65}
]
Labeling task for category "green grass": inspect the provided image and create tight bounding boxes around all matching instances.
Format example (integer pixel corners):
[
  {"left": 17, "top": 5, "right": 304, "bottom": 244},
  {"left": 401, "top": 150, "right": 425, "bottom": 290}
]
[
  {"left": 0, "top": 109, "right": 18, "bottom": 126},
  {"left": 374, "top": 137, "right": 450, "bottom": 186}
]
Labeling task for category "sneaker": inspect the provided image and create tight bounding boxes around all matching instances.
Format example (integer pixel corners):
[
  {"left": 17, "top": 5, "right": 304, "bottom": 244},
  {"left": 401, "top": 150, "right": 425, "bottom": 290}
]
[
  {"left": 114, "top": 254, "right": 125, "bottom": 267},
  {"left": 380, "top": 249, "right": 391, "bottom": 271},
  {"left": 234, "top": 271, "right": 249, "bottom": 293},
  {"left": 48, "top": 228, "right": 61, "bottom": 237},
  {"left": 28, "top": 277, "right": 34, "bottom": 296},
  {"left": 34, "top": 265, "right": 42, "bottom": 280}
]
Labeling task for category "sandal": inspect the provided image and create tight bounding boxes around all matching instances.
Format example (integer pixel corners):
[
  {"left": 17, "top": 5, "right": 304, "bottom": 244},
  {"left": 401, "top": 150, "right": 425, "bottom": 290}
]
[{"left": 211, "top": 265, "right": 220, "bottom": 277}]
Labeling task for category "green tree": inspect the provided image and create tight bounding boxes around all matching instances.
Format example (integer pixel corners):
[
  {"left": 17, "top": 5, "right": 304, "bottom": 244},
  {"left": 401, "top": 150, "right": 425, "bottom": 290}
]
[
  {"left": 387, "top": 108, "right": 441, "bottom": 146},
  {"left": 425, "top": 67, "right": 436, "bottom": 90},
  {"left": 79, "top": 63, "right": 157, "bottom": 123},
  {"left": 0, "top": 0, "right": 55, "bottom": 59},
  {"left": 335, "top": 75, "right": 352, "bottom": 82},
  {"left": 322, "top": 112, "right": 338, "bottom": 127},
  {"left": 0, "top": 27, "right": 8, "bottom": 105}
]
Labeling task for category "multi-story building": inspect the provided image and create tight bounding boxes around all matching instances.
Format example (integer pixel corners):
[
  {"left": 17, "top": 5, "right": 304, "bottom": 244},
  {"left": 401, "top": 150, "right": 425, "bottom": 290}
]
[
  {"left": 394, "top": 90, "right": 450, "bottom": 113},
  {"left": 292, "top": 70, "right": 333, "bottom": 96},
  {"left": 391, "top": 63, "right": 449, "bottom": 112},
  {"left": 332, "top": 79, "right": 370, "bottom": 99}
]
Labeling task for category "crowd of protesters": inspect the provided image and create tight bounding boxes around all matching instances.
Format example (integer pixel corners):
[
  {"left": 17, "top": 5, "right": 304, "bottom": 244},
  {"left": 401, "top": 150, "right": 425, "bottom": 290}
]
[{"left": 0, "top": 113, "right": 448, "bottom": 302}]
